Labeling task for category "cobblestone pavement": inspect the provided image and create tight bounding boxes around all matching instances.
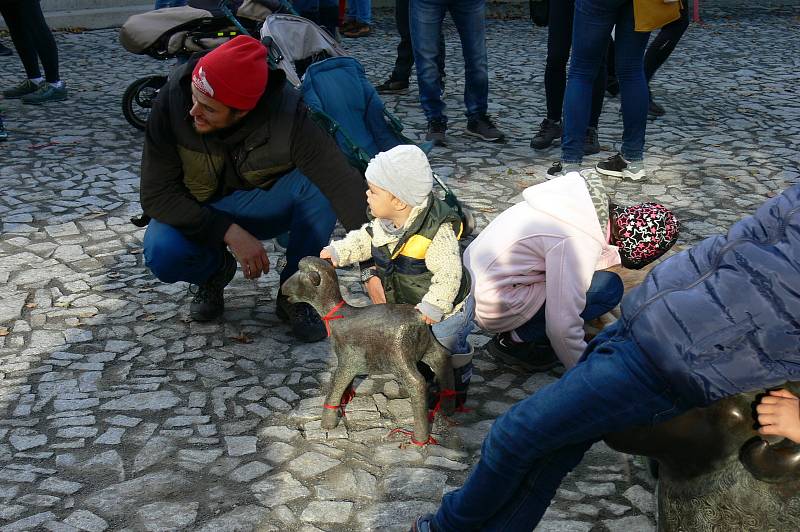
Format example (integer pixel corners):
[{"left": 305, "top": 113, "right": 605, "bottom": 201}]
[{"left": 1, "top": 5, "right": 798, "bottom": 531}]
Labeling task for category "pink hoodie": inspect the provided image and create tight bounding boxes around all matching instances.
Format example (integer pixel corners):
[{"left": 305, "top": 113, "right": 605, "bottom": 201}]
[{"left": 463, "top": 173, "right": 621, "bottom": 367}]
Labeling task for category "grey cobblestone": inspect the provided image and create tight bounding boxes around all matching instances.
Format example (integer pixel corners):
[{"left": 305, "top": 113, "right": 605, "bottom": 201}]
[{"left": 0, "top": 5, "right": 797, "bottom": 531}]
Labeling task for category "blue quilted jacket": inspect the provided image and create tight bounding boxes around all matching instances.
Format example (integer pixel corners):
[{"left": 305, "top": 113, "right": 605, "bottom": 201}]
[{"left": 619, "top": 185, "right": 800, "bottom": 406}]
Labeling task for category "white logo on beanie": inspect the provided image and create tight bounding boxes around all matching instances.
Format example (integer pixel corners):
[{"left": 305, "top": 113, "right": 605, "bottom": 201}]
[{"left": 192, "top": 66, "right": 215, "bottom": 97}]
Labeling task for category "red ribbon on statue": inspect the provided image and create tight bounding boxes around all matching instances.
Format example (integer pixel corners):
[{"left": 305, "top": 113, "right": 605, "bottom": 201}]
[
  {"left": 428, "top": 389, "right": 458, "bottom": 422},
  {"left": 322, "top": 300, "right": 346, "bottom": 337},
  {"left": 323, "top": 385, "right": 355, "bottom": 417},
  {"left": 387, "top": 427, "right": 438, "bottom": 447}
]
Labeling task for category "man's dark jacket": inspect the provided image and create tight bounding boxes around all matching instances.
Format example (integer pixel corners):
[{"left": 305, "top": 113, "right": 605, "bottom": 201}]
[
  {"left": 140, "top": 56, "right": 368, "bottom": 246},
  {"left": 619, "top": 184, "right": 800, "bottom": 407}
]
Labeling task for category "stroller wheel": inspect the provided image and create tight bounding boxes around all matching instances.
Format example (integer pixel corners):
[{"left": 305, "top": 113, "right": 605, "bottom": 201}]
[
  {"left": 460, "top": 206, "right": 476, "bottom": 238},
  {"left": 122, "top": 75, "right": 167, "bottom": 131}
]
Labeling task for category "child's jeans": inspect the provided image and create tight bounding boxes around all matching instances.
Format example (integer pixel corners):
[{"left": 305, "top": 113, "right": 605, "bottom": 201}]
[{"left": 432, "top": 294, "right": 475, "bottom": 355}]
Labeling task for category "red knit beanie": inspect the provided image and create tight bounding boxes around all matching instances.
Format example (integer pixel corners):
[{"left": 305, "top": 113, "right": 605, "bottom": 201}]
[{"left": 191, "top": 35, "right": 268, "bottom": 111}]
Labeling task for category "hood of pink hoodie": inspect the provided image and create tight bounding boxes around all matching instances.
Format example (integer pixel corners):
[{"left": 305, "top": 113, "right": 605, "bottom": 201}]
[{"left": 465, "top": 172, "right": 620, "bottom": 332}]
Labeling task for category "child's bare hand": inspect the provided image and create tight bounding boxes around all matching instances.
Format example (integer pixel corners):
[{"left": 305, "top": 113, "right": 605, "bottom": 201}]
[
  {"left": 420, "top": 313, "right": 438, "bottom": 325},
  {"left": 319, "top": 248, "right": 337, "bottom": 267},
  {"left": 756, "top": 389, "right": 800, "bottom": 444}
]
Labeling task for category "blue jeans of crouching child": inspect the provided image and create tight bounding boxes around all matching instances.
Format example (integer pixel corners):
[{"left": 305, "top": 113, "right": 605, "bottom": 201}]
[
  {"left": 514, "top": 270, "right": 623, "bottom": 343},
  {"left": 432, "top": 321, "right": 688, "bottom": 531},
  {"left": 431, "top": 294, "right": 475, "bottom": 355},
  {"left": 142, "top": 169, "right": 337, "bottom": 287},
  {"left": 154, "top": 0, "right": 187, "bottom": 9},
  {"left": 561, "top": 0, "right": 650, "bottom": 164},
  {"left": 410, "top": 0, "right": 488, "bottom": 122}
]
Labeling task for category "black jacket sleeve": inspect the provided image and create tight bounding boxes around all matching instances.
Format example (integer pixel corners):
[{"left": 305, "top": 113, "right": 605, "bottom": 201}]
[
  {"left": 139, "top": 92, "right": 232, "bottom": 246},
  {"left": 289, "top": 106, "right": 369, "bottom": 231}
]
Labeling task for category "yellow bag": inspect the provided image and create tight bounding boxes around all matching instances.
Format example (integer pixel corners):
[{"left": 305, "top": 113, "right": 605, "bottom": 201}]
[{"left": 633, "top": 0, "right": 682, "bottom": 32}]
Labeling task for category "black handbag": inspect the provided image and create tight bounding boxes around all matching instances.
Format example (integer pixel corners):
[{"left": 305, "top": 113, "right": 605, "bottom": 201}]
[{"left": 530, "top": 0, "right": 549, "bottom": 27}]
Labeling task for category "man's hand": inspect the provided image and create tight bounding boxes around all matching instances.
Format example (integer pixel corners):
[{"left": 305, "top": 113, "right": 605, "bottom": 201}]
[
  {"left": 756, "top": 389, "right": 800, "bottom": 444},
  {"left": 224, "top": 223, "right": 269, "bottom": 280},
  {"left": 364, "top": 276, "right": 386, "bottom": 304},
  {"left": 319, "top": 248, "right": 338, "bottom": 267}
]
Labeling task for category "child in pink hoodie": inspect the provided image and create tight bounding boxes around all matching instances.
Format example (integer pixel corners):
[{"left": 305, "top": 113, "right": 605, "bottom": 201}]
[{"left": 464, "top": 171, "right": 678, "bottom": 370}]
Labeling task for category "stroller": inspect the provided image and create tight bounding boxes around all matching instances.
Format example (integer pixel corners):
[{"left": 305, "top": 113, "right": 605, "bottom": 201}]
[
  {"left": 118, "top": 0, "right": 292, "bottom": 130},
  {"left": 261, "top": 14, "right": 475, "bottom": 236}
]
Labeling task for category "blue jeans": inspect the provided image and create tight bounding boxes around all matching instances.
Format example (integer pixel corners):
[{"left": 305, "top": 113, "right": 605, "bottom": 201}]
[
  {"left": 143, "top": 169, "right": 337, "bottom": 287},
  {"left": 346, "top": 0, "right": 372, "bottom": 24},
  {"left": 410, "top": 0, "right": 488, "bottom": 121},
  {"left": 433, "top": 321, "right": 688, "bottom": 531},
  {"left": 514, "top": 271, "right": 623, "bottom": 343},
  {"left": 154, "top": 0, "right": 187, "bottom": 8},
  {"left": 432, "top": 294, "right": 475, "bottom": 355},
  {"left": 561, "top": 0, "right": 650, "bottom": 163}
]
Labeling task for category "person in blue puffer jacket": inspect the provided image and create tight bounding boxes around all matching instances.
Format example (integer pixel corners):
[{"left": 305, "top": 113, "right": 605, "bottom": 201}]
[{"left": 411, "top": 184, "right": 800, "bottom": 532}]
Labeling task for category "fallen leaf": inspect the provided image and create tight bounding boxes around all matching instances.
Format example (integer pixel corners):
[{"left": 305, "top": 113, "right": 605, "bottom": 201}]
[
  {"left": 229, "top": 332, "right": 254, "bottom": 344},
  {"left": 24, "top": 303, "right": 37, "bottom": 309},
  {"left": 0, "top": 327, "right": 8, "bottom": 337}
]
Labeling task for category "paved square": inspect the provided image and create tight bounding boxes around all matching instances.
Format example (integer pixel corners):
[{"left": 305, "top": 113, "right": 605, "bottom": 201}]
[{"left": 0, "top": 6, "right": 798, "bottom": 531}]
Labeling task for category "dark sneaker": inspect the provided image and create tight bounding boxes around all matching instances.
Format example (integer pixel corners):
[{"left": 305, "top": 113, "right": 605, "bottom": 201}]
[
  {"left": 410, "top": 513, "right": 436, "bottom": 532},
  {"left": 0, "top": 42, "right": 12, "bottom": 57},
  {"left": 648, "top": 96, "right": 666, "bottom": 120},
  {"left": 276, "top": 293, "right": 327, "bottom": 343},
  {"left": 189, "top": 250, "right": 237, "bottom": 321},
  {"left": 342, "top": 22, "right": 371, "bottom": 38},
  {"left": 426, "top": 118, "right": 447, "bottom": 147},
  {"left": 466, "top": 114, "right": 505, "bottom": 143},
  {"left": 530, "top": 118, "right": 562, "bottom": 149},
  {"left": 584, "top": 126, "right": 600, "bottom": 155},
  {"left": 487, "top": 332, "right": 560, "bottom": 372},
  {"left": 21, "top": 82, "right": 68, "bottom": 105},
  {"left": 596, "top": 153, "right": 646, "bottom": 181},
  {"left": 3, "top": 79, "right": 41, "bottom": 99},
  {"left": 546, "top": 161, "right": 580, "bottom": 179},
  {"left": 375, "top": 78, "right": 409, "bottom": 94}
]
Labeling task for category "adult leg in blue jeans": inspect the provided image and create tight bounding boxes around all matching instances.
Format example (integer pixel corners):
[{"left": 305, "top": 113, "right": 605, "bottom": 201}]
[
  {"left": 561, "top": 0, "right": 649, "bottom": 180},
  {"left": 427, "top": 322, "right": 685, "bottom": 531},
  {"left": 143, "top": 169, "right": 336, "bottom": 337}
]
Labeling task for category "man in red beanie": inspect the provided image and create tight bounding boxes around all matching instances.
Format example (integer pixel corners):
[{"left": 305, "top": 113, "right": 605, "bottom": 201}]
[{"left": 139, "top": 35, "right": 368, "bottom": 342}]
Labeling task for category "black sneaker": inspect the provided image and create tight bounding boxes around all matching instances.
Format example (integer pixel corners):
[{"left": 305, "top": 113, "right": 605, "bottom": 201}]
[
  {"left": 189, "top": 250, "right": 237, "bottom": 321},
  {"left": 584, "top": 126, "right": 600, "bottom": 155},
  {"left": 606, "top": 75, "right": 620, "bottom": 97},
  {"left": 648, "top": 96, "right": 666, "bottom": 120},
  {"left": 276, "top": 293, "right": 327, "bottom": 343},
  {"left": 487, "top": 332, "right": 560, "bottom": 372},
  {"left": 426, "top": 118, "right": 447, "bottom": 147},
  {"left": 546, "top": 161, "right": 580, "bottom": 179},
  {"left": 595, "top": 153, "right": 645, "bottom": 181},
  {"left": 530, "top": 118, "right": 562, "bottom": 149},
  {"left": 376, "top": 78, "right": 409, "bottom": 94},
  {"left": 466, "top": 114, "right": 505, "bottom": 143}
]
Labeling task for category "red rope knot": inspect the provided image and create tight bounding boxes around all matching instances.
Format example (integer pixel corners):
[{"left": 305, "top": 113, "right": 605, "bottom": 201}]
[
  {"left": 322, "top": 300, "right": 346, "bottom": 337},
  {"left": 322, "top": 385, "right": 355, "bottom": 417},
  {"left": 387, "top": 427, "right": 438, "bottom": 446},
  {"left": 428, "top": 388, "right": 458, "bottom": 422}
]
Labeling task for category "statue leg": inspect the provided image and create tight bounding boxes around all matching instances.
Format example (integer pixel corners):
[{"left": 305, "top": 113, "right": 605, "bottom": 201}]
[
  {"left": 395, "top": 364, "right": 432, "bottom": 443},
  {"left": 425, "top": 348, "right": 455, "bottom": 416},
  {"left": 321, "top": 366, "right": 357, "bottom": 430}
]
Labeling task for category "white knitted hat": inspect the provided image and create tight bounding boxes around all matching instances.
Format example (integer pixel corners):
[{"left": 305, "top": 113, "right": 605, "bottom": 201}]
[{"left": 364, "top": 145, "right": 433, "bottom": 207}]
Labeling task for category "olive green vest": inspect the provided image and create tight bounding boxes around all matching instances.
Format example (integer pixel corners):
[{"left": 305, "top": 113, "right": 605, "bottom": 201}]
[{"left": 369, "top": 195, "right": 471, "bottom": 306}]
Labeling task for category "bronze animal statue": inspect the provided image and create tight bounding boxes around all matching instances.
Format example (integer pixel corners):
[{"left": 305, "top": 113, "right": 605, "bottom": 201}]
[
  {"left": 605, "top": 382, "right": 800, "bottom": 531},
  {"left": 282, "top": 256, "right": 454, "bottom": 444}
]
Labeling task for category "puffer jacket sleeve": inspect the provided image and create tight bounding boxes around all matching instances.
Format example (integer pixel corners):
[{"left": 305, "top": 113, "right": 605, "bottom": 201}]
[{"left": 544, "top": 237, "right": 602, "bottom": 368}]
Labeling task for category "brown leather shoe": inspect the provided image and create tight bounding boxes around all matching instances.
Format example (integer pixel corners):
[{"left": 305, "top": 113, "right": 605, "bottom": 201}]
[{"left": 342, "top": 22, "right": 371, "bottom": 38}]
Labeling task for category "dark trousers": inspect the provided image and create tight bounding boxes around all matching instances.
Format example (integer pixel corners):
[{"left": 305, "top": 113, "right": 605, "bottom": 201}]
[
  {"left": 390, "top": 0, "right": 445, "bottom": 83},
  {"left": 0, "top": 0, "right": 60, "bottom": 83},
  {"left": 545, "top": 0, "right": 606, "bottom": 128},
  {"left": 644, "top": 3, "right": 689, "bottom": 82}
]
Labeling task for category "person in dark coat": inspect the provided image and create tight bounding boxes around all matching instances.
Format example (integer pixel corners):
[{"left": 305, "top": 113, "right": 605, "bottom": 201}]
[
  {"left": 412, "top": 184, "right": 800, "bottom": 531},
  {"left": 139, "top": 36, "right": 368, "bottom": 342}
]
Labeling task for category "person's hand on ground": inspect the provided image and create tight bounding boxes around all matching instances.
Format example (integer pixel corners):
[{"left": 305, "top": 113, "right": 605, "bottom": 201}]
[
  {"left": 756, "top": 389, "right": 800, "bottom": 444},
  {"left": 365, "top": 275, "right": 386, "bottom": 304},
  {"left": 224, "top": 223, "right": 269, "bottom": 280}
]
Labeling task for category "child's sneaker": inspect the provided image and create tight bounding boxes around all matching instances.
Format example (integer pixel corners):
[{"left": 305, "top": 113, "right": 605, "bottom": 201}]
[
  {"left": 3, "top": 79, "right": 41, "bottom": 99},
  {"left": 450, "top": 348, "right": 474, "bottom": 409},
  {"left": 595, "top": 153, "right": 646, "bottom": 181}
]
